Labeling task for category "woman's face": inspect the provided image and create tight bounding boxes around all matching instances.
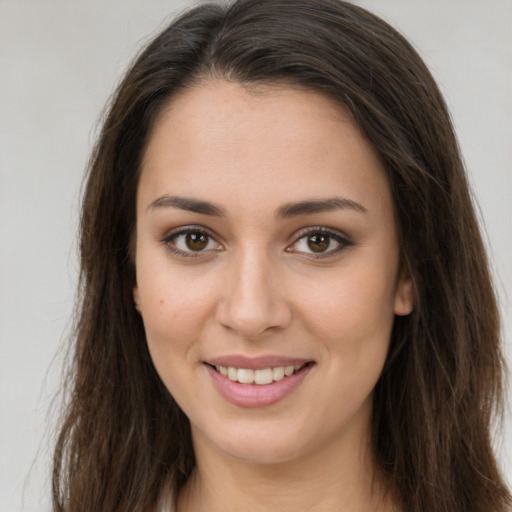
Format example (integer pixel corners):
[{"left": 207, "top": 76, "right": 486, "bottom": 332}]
[{"left": 134, "top": 80, "right": 413, "bottom": 465}]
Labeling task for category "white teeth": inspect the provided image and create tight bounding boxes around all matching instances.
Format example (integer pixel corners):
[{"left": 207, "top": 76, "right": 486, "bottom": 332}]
[
  {"left": 237, "top": 368, "right": 254, "bottom": 384},
  {"left": 254, "top": 368, "right": 273, "bottom": 385},
  {"left": 227, "top": 367, "right": 238, "bottom": 381},
  {"left": 272, "top": 366, "right": 285, "bottom": 381},
  {"left": 216, "top": 364, "right": 306, "bottom": 385}
]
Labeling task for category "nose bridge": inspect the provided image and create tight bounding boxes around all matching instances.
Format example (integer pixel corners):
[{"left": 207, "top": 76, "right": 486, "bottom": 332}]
[{"left": 217, "top": 243, "right": 290, "bottom": 337}]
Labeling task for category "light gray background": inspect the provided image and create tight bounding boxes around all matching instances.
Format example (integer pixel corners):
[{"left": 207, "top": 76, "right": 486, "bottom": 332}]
[{"left": 1, "top": 1, "right": 511, "bottom": 510}]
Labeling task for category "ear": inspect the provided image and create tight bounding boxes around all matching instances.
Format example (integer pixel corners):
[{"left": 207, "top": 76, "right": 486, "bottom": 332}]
[
  {"left": 393, "top": 270, "right": 414, "bottom": 316},
  {"left": 133, "top": 286, "right": 141, "bottom": 313}
]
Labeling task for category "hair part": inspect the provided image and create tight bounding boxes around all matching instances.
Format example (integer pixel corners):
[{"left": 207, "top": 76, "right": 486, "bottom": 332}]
[{"left": 53, "top": 1, "right": 511, "bottom": 511}]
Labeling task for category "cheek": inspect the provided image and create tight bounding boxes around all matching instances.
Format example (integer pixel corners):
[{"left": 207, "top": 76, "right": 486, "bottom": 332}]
[
  {"left": 301, "top": 267, "right": 397, "bottom": 340},
  {"left": 138, "top": 283, "right": 209, "bottom": 404},
  {"left": 295, "top": 254, "right": 398, "bottom": 379},
  {"left": 136, "top": 265, "right": 220, "bottom": 372}
]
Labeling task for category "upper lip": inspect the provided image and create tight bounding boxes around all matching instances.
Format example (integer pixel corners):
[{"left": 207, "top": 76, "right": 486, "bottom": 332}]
[{"left": 205, "top": 355, "right": 313, "bottom": 370}]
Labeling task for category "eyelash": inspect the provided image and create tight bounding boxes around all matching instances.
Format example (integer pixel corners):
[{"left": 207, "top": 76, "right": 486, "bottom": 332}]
[
  {"left": 161, "top": 226, "right": 353, "bottom": 259},
  {"left": 287, "top": 227, "right": 353, "bottom": 259},
  {"left": 161, "top": 226, "right": 221, "bottom": 259}
]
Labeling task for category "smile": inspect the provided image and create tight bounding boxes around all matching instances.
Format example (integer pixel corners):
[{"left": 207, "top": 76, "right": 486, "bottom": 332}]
[
  {"left": 213, "top": 364, "right": 306, "bottom": 385},
  {"left": 205, "top": 360, "right": 315, "bottom": 408}
]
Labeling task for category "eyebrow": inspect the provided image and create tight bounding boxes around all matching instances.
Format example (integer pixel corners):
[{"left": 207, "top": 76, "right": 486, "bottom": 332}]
[
  {"left": 148, "top": 195, "right": 226, "bottom": 217},
  {"left": 275, "top": 197, "right": 367, "bottom": 218},
  {"left": 147, "top": 194, "right": 367, "bottom": 218}
]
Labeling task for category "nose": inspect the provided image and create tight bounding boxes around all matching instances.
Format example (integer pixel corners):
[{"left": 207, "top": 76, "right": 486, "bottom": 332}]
[{"left": 215, "top": 247, "right": 292, "bottom": 339}]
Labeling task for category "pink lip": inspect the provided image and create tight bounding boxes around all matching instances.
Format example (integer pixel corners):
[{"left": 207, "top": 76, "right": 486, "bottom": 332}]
[{"left": 205, "top": 361, "right": 315, "bottom": 408}]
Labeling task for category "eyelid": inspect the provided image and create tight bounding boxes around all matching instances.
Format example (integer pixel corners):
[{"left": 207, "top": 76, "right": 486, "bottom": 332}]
[
  {"left": 160, "top": 225, "right": 223, "bottom": 258},
  {"left": 160, "top": 224, "right": 352, "bottom": 259},
  {"left": 286, "top": 226, "right": 353, "bottom": 258}
]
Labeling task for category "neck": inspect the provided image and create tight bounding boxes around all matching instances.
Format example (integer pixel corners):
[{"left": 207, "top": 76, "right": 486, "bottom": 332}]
[{"left": 177, "top": 413, "right": 396, "bottom": 512}]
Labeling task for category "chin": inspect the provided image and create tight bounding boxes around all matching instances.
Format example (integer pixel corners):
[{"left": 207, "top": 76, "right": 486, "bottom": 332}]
[
  {"left": 218, "top": 438, "right": 305, "bottom": 465},
  {"left": 192, "top": 409, "right": 357, "bottom": 468},
  {"left": 191, "top": 417, "right": 315, "bottom": 465}
]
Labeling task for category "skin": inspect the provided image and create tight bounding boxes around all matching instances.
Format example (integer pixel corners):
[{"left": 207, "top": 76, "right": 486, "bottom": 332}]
[{"left": 133, "top": 80, "right": 413, "bottom": 512}]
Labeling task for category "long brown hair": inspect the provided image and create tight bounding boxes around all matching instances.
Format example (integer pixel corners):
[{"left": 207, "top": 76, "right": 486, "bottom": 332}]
[{"left": 53, "top": 1, "right": 511, "bottom": 510}]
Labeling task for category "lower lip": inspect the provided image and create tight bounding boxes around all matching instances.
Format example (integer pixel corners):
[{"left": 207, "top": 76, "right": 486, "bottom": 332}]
[{"left": 206, "top": 364, "right": 314, "bottom": 408}]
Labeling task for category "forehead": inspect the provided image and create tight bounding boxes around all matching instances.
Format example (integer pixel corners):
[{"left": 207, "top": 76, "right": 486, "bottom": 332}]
[
  {"left": 139, "top": 79, "right": 392, "bottom": 219},
  {"left": 145, "top": 80, "right": 354, "bottom": 159}
]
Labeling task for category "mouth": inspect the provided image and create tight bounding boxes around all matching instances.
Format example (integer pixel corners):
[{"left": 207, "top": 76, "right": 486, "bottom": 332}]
[
  {"left": 206, "top": 362, "right": 314, "bottom": 386},
  {"left": 205, "top": 359, "right": 315, "bottom": 408}
]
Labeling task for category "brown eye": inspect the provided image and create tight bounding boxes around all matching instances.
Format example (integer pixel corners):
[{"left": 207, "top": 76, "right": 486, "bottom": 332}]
[
  {"left": 307, "top": 233, "right": 329, "bottom": 252},
  {"left": 288, "top": 228, "right": 350, "bottom": 257},
  {"left": 185, "top": 232, "right": 209, "bottom": 251},
  {"left": 165, "top": 228, "right": 222, "bottom": 256}
]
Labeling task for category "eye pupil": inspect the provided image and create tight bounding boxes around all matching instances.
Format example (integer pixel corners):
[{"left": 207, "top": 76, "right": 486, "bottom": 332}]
[
  {"left": 186, "top": 232, "right": 208, "bottom": 251},
  {"left": 307, "top": 234, "right": 329, "bottom": 252}
]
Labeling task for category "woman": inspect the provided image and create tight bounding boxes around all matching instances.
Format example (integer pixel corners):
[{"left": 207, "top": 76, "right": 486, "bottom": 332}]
[{"left": 52, "top": 0, "right": 511, "bottom": 511}]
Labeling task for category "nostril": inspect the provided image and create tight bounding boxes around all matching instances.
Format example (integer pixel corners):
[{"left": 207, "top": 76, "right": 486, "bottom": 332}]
[{"left": 214, "top": 264, "right": 292, "bottom": 337}]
